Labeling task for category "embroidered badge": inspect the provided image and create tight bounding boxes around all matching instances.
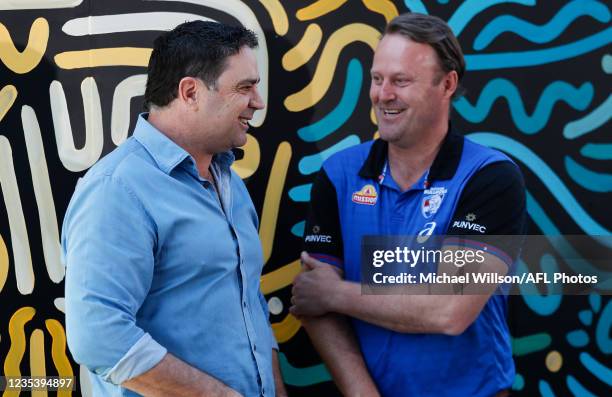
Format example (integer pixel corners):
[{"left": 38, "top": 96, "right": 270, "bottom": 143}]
[
  {"left": 421, "top": 187, "right": 447, "bottom": 218},
  {"left": 352, "top": 184, "right": 378, "bottom": 205}
]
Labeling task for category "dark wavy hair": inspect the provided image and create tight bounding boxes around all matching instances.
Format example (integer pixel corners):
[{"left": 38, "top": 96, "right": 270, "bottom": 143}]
[
  {"left": 144, "top": 20, "right": 258, "bottom": 109},
  {"left": 385, "top": 13, "right": 466, "bottom": 99}
]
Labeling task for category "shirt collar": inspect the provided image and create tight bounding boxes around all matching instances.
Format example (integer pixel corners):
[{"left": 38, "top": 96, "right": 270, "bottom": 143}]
[
  {"left": 133, "top": 113, "right": 235, "bottom": 174},
  {"left": 358, "top": 124, "right": 464, "bottom": 183}
]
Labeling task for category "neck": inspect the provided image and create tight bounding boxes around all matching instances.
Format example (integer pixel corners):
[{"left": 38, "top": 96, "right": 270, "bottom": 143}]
[
  {"left": 148, "top": 108, "right": 214, "bottom": 180},
  {"left": 387, "top": 121, "right": 448, "bottom": 191}
]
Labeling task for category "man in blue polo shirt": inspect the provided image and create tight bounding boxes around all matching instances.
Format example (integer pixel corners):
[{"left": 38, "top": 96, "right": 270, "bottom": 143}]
[
  {"left": 291, "top": 13, "right": 526, "bottom": 397},
  {"left": 63, "top": 21, "right": 285, "bottom": 396}
]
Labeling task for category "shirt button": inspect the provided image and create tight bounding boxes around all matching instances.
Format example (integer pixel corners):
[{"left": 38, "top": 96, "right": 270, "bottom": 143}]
[
  {"left": 243, "top": 301, "right": 247, "bottom": 308},
  {"left": 253, "top": 344, "right": 257, "bottom": 351}
]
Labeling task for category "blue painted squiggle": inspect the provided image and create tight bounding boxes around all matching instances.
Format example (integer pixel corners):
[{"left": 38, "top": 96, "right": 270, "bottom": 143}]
[
  {"left": 524, "top": 192, "right": 612, "bottom": 288},
  {"left": 579, "top": 352, "right": 612, "bottom": 386},
  {"left": 465, "top": 27, "right": 612, "bottom": 70},
  {"left": 448, "top": 0, "right": 535, "bottom": 36},
  {"left": 564, "top": 94, "right": 612, "bottom": 139},
  {"left": 299, "top": 135, "right": 361, "bottom": 175},
  {"left": 566, "top": 375, "right": 597, "bottom": 397},
  {"left": 596, "top": 301, "right": 612, "bottom": 353},
  {"left": 454, "top": 79, "right": 593, "bottom": 134},
  {"left": 298, "top": 59, "right": 362, "bottom": 142},
  {"left": 603, "top": 54, "right": 612, "bottom": 73},
  {"left": 403, "top": 0, "right": 427, "bottom": 14},
  {"left": 567, "top": 330, "right": 589, "bottom": 347},
  {"left": 467, "top": 133, "right": 611, "bottom": 235},
  {"left": 539, "top": 380, "right": 556, "bottom": 397},
  {"left": 473, "top": 0, "right": 611, "bottom": 50},
  {"left": 291, "top": 221, "right": 305, "bottom": 237},
  {"left": 565, "top": 156, "right": 612, "bottom": 193},
  {"left": 288, "top": 183, "right": 312, "bottom": 202},
  {"left": 581, "top": 143, "right": 612, "bottom": 160},
  {"left": 518, "top": 256, "right": 562, "bottom": 316}
]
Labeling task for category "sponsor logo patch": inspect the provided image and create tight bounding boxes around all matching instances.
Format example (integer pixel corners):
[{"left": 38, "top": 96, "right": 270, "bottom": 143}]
[
  {"left": 417, "top": 221, "right": 437, "bottom": 243},
  {"left": 352, "top": 184, "right": 378, "bottom": 205},
  {"left": 421, "top": 187, "right": 447, "bottom": 218}
]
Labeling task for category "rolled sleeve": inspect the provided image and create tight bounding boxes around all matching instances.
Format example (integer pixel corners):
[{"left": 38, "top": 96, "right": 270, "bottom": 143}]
[{"left": 63, "top": 174, "right": 162, "bottom": 383}]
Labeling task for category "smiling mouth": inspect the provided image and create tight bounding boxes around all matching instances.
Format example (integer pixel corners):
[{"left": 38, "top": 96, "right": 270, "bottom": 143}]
[
  {"left": 381, "top": 108, "right": 405, "bottom": 116},
  {"left": 239, "top": 117, "right": 251, "bottom": 127}
]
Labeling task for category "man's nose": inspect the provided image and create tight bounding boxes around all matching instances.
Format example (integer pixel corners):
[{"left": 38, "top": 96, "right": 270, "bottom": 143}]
[{"left": 250, "top": 87, "right": 265, "bottom": 110}]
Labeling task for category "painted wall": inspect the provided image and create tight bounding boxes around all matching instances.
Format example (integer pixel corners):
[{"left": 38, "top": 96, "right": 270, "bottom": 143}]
[{"left": 0, "top": 0, "right": 610, "bottom": 395}]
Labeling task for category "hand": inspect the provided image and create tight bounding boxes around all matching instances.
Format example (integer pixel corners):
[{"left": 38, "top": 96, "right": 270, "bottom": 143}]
[{"left": 290, "top": 252, "right": 343, "bottom": 317}]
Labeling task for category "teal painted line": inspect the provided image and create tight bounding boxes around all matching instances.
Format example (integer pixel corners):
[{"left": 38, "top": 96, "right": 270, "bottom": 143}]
[
  {"left": 603, "top": 54, "right": 612, "bottom": 73},
  {"left": 448, "top": 0, "right": 535, "bottom": 36},
  {"left": 473, "top": 0, "right": 610, "bottom": 50},
  {"left": 288, "top": 183, "right": 312, "bottom": 202},
  {"left": 467, "top": 133, "right": 611, "bottom": 235},
  {"left": 566, "top": 329, "right": 589, "bottom": 348},
  {"left": 278, "top": 352, "right": 332, "bottom": 386},
  {"left": 291, "top": 221, "right": 305, "bottom": 237},
  {"left": 512, "top": 333, "right": 552, "bottom": 356},
  {"left": 566, "top": 375, "right": 597, "bottom": 397},
  {"left": 465, "top": 27, "right": 612, "bottom": 70},
  {"left": 538, "top": 380, "right": 556, "bottom": 397},
  {"left": 454, "top": 79, "right": 593, "bottom": 134},
  {"left": 578, "top": 310, "right": 593, "bottom": 326},
  {"left": 564, "top": 94, "right": 612, "bottom": 139},
  {"left": 524, "top": 192, "right": 612, "bottom": 289},
  {"left": 403, "top": 0, "right": 427, "bottom": 14},
  {"left": 437, "top": 0, "right": 449, "bottom": 3},
  {"left": 512, "top": 373, "right": 524, "bottom": 391},
  {"left": 298, "top": 59, "right": 362, "bottom": 142},
  {"left": 595, "top": 300, "right": 612, "bottom": 353},
  {"left": 565, "top": 156, "right": 612, "bottom": 192},
  {"left": 580, "top": 352, "right": 612, "bottom": 386},
  {"left": 518, "top": 257, "right": 562, "bottom": 315},
  {"left": 298, "top": 135, "right": 361, "bottom": 175},
  {"left": 580, "top": 143, "right": 612, "bottom": 160},
  {"left": 589, "top": 293, "right": 601, "bottom": 313}
]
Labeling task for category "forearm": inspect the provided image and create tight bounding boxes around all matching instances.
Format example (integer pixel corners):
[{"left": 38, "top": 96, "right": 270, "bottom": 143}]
[
  {"left": 331, "top": 281, "right": 478, "bottom": 335},
  {"left": 272, "top": 350, "right": 288, "bottom": 397},
  {"left": 122, "top": 353, "right": 241, "bottom": 397},
  {"left": 302, "top": 314, "right": 379, "bottom": 396}
]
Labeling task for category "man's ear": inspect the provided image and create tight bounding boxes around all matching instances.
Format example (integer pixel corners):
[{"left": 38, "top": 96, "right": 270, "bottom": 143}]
[
  {"left": 442, "top": 70, "right": 458, "bottom": 100},
  {"left": 177, "top": 76, "right": 200, "bottom": 106}
]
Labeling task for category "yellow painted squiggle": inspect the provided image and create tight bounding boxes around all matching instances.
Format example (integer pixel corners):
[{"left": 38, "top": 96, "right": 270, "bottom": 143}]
[
  {"left": 54, "top": 48, "right": 151, "bottom": 69},
  {"left": 259, "top": 0, "right": 288, "bottom": 36},
  {"left": 0, "top": 85, "right": 17, "bottom": 122},
  {"left": 232, "top": 134, "right": 260, "bottom": 179},
  {"left": 259, "top": 142, "right": 292, "bottom": 264},
  {"left": 0, "top": 233, "right": 8, "bottom": 293},
  {"left": 284, "top": 23, "right": 380, "bottom": 112},
  {"left": 30, "top": 329, "right": 47, "bottom": 397},
  {"left": 362, "top": 0, "right": 398, "bottom": 23},
  {"left": 260, "top": 259, "right": 301, "bottom": 294},
  {"left": 282, "top": 24, "right": 323, "bottom": 71},
  {"left": 296, "top": 0, "right": 347, "bottom": 21},
  {"left": 45, "top": 319, "right": 73, "bottom": 397},
  {"left": 4, "top": 307, "right": 36, "bottom": 397},
  {"left": 271, "top": 313, "right": 301, "bottom": 343},
  {"left": 0, "top": 17, "right": 48, "bottom": 74}
]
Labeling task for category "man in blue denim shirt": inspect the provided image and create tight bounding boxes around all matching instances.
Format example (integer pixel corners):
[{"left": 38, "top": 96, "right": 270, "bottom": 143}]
[{"left": 63, "top": 21, "right": 286, "bottom": 397}]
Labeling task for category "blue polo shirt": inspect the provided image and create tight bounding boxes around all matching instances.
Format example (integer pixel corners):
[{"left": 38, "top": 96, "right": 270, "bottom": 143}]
[
  {"left": 304, "top": 131, "right": 527, "bottom": 397},
  {"left": 63, "top": 114, "right": 276, "bottom": 397}
]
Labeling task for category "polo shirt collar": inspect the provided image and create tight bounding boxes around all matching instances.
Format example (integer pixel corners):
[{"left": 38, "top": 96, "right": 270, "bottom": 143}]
[
  {"left": 133, "top": 113, "right": 234, "bottom": 174},
  {"left": 358, "top": 124, "right": 464, "bottom": 183}
]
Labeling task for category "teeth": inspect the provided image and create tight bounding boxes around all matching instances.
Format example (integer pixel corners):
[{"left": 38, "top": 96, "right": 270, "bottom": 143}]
[{"left": 383, "top": 109, "right": 401, "bottom": 115}]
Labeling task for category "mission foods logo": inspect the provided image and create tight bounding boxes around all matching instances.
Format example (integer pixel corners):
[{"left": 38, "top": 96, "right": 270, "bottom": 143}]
[
  {"left": 421, "top": 187, "right": 447, "bottom": 218},
  {"left": 352, "top": 184, "right": 378, "bottom": 205}
]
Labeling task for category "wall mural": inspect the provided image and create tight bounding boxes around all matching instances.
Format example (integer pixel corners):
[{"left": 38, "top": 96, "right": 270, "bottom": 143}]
[{"left": 0, "top": 0, "right": 610, "bottom": 395}]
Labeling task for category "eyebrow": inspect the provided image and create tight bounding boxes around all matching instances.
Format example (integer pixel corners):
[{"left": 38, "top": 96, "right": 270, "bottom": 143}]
[{"left": 238, "top": 77, "right": 260, "bottom": 85}]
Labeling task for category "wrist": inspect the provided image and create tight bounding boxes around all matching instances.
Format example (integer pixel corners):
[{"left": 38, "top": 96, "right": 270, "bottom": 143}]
[{"left": 328, "top": 280, "right": 349, "bottom": 313}]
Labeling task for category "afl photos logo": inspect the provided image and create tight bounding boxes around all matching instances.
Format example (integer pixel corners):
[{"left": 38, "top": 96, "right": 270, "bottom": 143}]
[{"left": 352, "top": 184, "right": 378, "bottom": 205}]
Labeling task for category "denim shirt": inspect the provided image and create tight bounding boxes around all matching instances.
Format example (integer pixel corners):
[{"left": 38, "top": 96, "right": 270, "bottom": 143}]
[{"left": 63, "top": 114, "right": 276, "bottom": 397}]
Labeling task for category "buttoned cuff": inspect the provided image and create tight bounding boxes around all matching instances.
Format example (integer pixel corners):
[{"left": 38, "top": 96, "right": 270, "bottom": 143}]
[{"left": 104, "top": 333, "right": 167, "bottom": 385}]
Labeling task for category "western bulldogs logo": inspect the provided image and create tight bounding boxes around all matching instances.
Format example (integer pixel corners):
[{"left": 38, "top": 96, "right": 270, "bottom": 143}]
[{"left": 421, "top": 187, "right": 447, "bottom": 218}]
